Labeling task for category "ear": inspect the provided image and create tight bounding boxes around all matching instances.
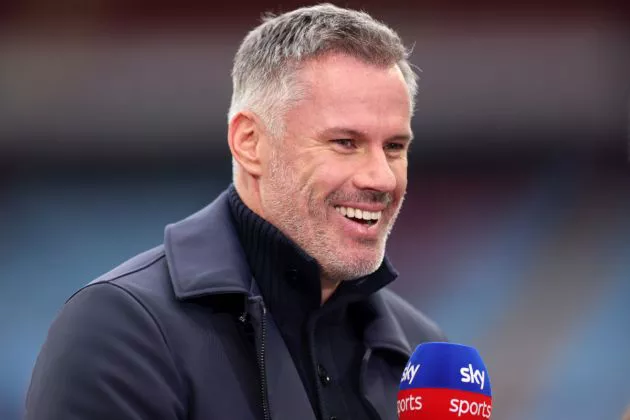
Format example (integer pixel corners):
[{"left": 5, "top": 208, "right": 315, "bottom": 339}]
[{"left": 228, "top": 111, "right": 264, "bottom": 177}]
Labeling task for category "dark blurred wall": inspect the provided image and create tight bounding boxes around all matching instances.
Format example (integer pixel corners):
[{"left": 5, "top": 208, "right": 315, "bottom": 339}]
[{"left": 0, "top": 0, "right": 628, "bottom": 161}]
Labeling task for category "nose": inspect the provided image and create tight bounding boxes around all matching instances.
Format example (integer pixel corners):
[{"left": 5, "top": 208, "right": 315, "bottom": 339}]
[{"left": 352, "top": 148, "right": 398, "bottom": 193}]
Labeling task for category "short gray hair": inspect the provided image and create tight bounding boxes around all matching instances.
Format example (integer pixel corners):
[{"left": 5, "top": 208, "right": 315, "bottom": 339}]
[{"left": 228, "top": 3, "right": 418, "bottom": 137}]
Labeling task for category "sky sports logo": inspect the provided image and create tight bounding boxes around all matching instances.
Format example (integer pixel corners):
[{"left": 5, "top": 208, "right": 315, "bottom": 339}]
[
  {"left": 400, "top": 362, "right": 421, "bottom": 385},
  {"left": 460, "top": 363, "right": 486, "bottom": 390},
  {"left": 449, "top": 398, "right": 492, "bottom": 418},
  {"left": 401, "top": 361, "right": 486, "bottom": 390}
]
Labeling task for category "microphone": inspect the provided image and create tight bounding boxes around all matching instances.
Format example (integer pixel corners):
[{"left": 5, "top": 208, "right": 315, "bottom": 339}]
[{"left": 397, "top": 342, "right": 492, "bottom": 419}]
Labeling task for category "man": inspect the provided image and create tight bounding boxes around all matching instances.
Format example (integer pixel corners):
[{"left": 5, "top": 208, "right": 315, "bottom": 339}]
[{"left": 25, "top": 4, "right": 445, "bottom": 419}]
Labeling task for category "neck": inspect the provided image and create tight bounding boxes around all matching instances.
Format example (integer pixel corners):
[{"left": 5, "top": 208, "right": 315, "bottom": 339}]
[
  {"left": 234, "top": 171, "right": 265, "bottom": 218},
  {"left": 235, "top": 173, "right": 343, "bottom": 305}
]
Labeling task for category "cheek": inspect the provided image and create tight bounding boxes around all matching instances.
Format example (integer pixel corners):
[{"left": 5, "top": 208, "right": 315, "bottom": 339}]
[
  {"left": 304, "top": 155, "right": 351, "bottom": 190},
  {"left": 393, "top": 160, "right": 408, "bottom": 193}
]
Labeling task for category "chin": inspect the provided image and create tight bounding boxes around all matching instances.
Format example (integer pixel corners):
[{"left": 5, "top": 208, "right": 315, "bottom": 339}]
[
  {"left": 313, "top": 240, "right": 385, "bottom": 280},
  {"left": 350, "top": 245, "right": 385, "bottom": 264},
  {"left": 330, "top": 254, "right": 384, "bottom": 281}
]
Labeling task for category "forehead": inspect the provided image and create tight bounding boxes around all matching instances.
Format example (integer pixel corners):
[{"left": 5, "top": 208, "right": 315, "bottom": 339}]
[{"left": 289, "top": 53, "right": 412, "bottom": 136}]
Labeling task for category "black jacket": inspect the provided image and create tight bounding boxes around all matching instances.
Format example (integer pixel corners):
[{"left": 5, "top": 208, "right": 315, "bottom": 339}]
[{"left": 25, "top": 189, "right": 446, "bottom": 420}]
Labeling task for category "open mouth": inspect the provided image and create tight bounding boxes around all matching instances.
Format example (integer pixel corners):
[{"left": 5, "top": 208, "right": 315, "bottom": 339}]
[{"left": 334, "top": 206, "right": 381, "bottom": 226}]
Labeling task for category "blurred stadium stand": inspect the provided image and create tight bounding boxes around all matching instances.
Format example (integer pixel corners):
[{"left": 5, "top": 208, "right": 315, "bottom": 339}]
[{"left": 1, "top": 1, "right": 629, "bottom": 419}]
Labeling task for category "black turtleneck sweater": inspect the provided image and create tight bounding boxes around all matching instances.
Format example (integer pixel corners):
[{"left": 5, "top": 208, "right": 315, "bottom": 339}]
[{"left": 227, "top": 185, "right": 397, "bottom": 420}]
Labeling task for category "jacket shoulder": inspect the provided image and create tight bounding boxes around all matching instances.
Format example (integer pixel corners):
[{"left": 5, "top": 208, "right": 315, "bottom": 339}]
[
  {"left": 89, "top": 245, "right": 166, "bottom": 286},
  {"left": 26, "top": 280, "right": 185, "bottom": 419},
  {"left": 380, "top": 288, "right": 447, "bottom": 344},
  {"left": 80, "top": 245, "right": 173, "bottom": 301}
]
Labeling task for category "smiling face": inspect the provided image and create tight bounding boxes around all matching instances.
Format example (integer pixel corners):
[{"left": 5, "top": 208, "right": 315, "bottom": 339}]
[{"left": 257, "top": 53, "right": 412, "bottom": 284}]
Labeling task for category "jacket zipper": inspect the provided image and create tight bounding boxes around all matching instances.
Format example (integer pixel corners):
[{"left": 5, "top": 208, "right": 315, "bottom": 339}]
[
  {"left": 240, "top": 301, "right": 271, "bottom": 420},
  {"left": 257, "top": 304, "right": 271, "bottom": 420}
]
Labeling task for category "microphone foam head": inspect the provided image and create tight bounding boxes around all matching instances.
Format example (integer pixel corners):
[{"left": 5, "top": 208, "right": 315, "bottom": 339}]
[{"left": 398, "top": 342, "right": 492, "bottom": 419}]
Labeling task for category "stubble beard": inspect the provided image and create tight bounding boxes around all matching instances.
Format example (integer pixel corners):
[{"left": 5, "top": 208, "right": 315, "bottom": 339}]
[{"left": 265, "top": 148, "right": 400, "bottom": 283}]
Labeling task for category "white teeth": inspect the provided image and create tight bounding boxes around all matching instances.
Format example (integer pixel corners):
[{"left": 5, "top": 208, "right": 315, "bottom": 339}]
[{"left": 334, "top": 206, "right": 382, "bottom": 221}]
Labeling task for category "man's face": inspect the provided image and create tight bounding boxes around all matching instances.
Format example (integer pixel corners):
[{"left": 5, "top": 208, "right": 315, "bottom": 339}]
[{"left": 258, "top": 53, "right": 412, "bottom": 283}]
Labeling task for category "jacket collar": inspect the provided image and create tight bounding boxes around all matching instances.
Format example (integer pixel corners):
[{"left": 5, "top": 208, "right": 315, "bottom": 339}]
[
  {"left": 359, "top": 289, "right": 414, "bottom": 358},
  {"left": 164, "top": 189, "right": 254, "bottom": 299},
  {"left": 164, "top": 188, "right": 412, "bottom": 356}
]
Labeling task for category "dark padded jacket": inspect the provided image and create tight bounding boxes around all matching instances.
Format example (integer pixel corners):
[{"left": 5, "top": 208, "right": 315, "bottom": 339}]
[{"left": 25, "top": 189, "right": 446, "bottom": 420}]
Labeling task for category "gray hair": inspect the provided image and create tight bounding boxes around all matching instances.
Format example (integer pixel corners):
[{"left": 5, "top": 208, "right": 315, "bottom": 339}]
[{"left": 228, "top": 3, "right": 418, "bottom": 137}]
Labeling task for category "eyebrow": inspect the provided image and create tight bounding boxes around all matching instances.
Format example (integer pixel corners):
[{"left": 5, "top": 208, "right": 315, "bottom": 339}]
[{"left": 319, "top": 127, "right": 414, "bottom": 143}]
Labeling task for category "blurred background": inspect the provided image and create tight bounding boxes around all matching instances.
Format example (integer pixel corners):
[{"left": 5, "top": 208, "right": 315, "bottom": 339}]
[{"left": 1, "top": 0, "right": 629, "bottom": 418}]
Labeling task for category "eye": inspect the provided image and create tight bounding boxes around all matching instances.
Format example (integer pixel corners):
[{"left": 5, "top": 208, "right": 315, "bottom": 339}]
[
  {"left": 331, "top": 139, "right": 356, "bottom": 149},
  {"left": 385, "top": 142, "right": 406, "bottom": 151}
]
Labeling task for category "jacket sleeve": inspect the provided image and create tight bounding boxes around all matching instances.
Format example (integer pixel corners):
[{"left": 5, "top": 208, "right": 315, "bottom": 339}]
[{"left": 25, "top": 282, "right": 185, "bottom": 420}]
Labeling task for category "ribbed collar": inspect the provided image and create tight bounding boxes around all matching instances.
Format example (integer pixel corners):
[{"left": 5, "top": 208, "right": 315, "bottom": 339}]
[{"left": 226, "top": 184, "right": 397, "bottom": 330}]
